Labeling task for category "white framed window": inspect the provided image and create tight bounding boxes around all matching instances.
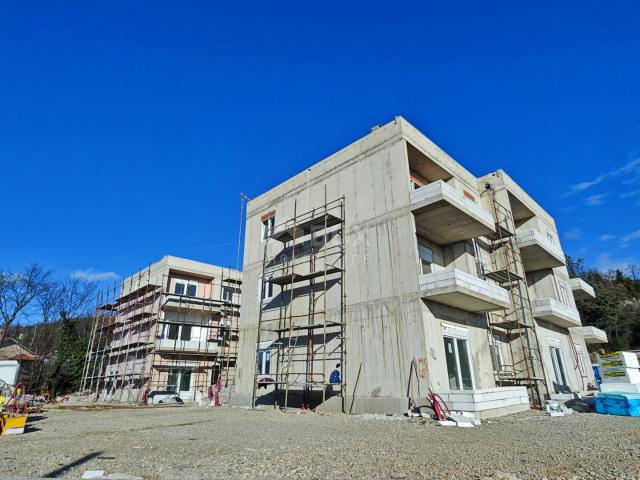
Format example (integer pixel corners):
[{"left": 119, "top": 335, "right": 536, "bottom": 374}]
[
  {"left": 549, "top": 344, "right": 568, "bottom": 390},
  {"left": 222, "top": 286, "right": 234, "bottom": 302},
  {"left": 559, "top": 282, "right": 571, "bottom": 306},
  {"left": 261, "top": 215, "right": 275, "bottom": 240},
  {"left": 260, "top": 276, "right": 274, "bottom": 301},
  {"left": 174, "top": 280, "right": 198, "bottom": 297},
  {"left": 575, "top": 344, "right": 587, "bottom": 376},
  {"left": 167, "top": 369, "right": 192, "bottom": 393},
  {"left": 219, "top": 318, "right": 231, "bottom": 341},
  {"left": 162, "top": 323, "right": 202, "bottom": 342},
  {"left": 442, "top": 325, "right": 475, "bottom": 391},
  {"left": 418, "top": 242, "right": 433, "bottom": 274},
  {"left": 257, "top": 349, "right": 271, "bottom": 375},
  {"left": 490, "top": 335, "right": 504, "bottom": 372}
]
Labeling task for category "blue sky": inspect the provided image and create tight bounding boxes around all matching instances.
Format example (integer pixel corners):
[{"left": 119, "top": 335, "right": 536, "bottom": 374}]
[{"left": 1, "top": 1, "right": 639, "bottom": 282}]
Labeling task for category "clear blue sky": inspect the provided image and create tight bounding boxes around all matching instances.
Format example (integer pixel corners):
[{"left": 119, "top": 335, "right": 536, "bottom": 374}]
[{"left": 2, "top": 1, "right": 639, "bottom": 282}]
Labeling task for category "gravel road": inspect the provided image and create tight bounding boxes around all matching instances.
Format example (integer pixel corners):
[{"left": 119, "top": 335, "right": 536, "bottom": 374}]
[{"left": 1, "top": 405, "right": 638, "bottom": 479}]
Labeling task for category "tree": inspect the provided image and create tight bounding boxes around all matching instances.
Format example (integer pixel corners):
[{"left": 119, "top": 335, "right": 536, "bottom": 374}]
[
  {"left": 47, "top": 314, "right": 90, "bottom": 396},
  {"left": 568, "top": 256, "right": 640, "bottom": 351},
  {"left": 0, "top": 264, "right": 51, "bottom": 342},
  {"left": 29, "top": 279, "right": 97, "bottom": 393}
]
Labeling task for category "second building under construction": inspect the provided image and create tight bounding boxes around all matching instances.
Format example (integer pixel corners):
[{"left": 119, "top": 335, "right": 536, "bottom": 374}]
[{"left": 81, "top": 256, "right": 241, "bottom": 404}]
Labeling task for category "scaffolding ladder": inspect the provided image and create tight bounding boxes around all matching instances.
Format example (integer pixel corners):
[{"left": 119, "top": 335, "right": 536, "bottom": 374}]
[
  {"left": 483, "top": 189, "right": 549, "bottom": 407},
  {"left": 251, "top": 194, "right": 346, "bottom": 411}
]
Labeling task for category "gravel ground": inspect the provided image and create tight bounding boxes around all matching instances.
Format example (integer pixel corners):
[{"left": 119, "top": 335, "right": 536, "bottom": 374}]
[{"left": 1, "top": 405, "right": 638, "bottom": 479}]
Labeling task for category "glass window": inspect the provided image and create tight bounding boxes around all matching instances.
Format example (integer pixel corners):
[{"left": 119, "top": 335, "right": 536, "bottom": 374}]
[
  {"left": 186, "top": 283, "right": 197, "bottom": 297},
  {"left": 167, "top": 324, "right": 178, "bottom": 340},
  {"left": 223, "top": 286, "right": 234, "bottom": 302},
  {"left": 443, "top": 336, "right": 474, "bottom": 390},
  {"left": 418, "top": 243, "right": 433, "bottom": 274},
  {"left": 559, "top": 283, "right": 570, "bottom": 306},
  {"left": 179, "top": 370, "right": 191, "bottom": 391},
  {"left": 262, "top": 277, "right": 274, "bottom": 300},
  {"left": 262, "top": 216, "right": 275, "bottom": 240},
  {"left": 549, "top": 345, "right": 568, "bottom": 389},
  {"left": 180, "top": 325, "right": 192, "bottom": 341},
  {"left": 219, "top": 319, "right": 231, "bottom": 341},
  {"left": 457, "top": 339, "right": 474, "bottom": 389},
  {"left": 174, "top": 282, "right": 185, "bottom": 295},
  {"left": 490, "top": 335, "right": 504, "bottom": 372},
  {"left": 575, "top": 345, "right": 587, "bottom": 376},
  {"left": 167, "top": 371, "right": 178, "bottom": 392},
  {"left": 257, "top": 349, "right": 271, "bottom": 374},
  {"left": 444, "top": 337, "right": 459, "bottom": 389}
]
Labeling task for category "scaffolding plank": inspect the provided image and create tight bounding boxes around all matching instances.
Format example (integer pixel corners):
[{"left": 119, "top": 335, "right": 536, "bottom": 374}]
[
  {"left": 269, "top": 267, "right": 342, "bottom": 286},
  {"left": 270, "top": 321, "right": 343, "bottom": 333},
  {"left": 484, "top": 269, "right": 523, "bottom": 283},
  {"left": 270, "top": 213, "right": 342, "bottom": 242}
]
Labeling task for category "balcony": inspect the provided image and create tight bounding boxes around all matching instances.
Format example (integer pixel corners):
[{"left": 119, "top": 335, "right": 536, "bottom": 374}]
[
  {"left": 576, "top": 325, "right": 608, "bottom": 344},
  {"left": 410, "top": 181, "right": 495, "bottom": 244},
  {"left": 161, "top": 294, "right": 225, "bottom": 313},
  {"left": 569, "top": 278, "right": 596, "bottom": 300},
  {"left": 419, "top": 268, "right": 511, "bottom": 312},
  {"left": 516, "top": 230, "right": 565, "bottom": 271},
  {"left": 531, "top": 297, "right": 581, "bottom": 328},
  {"left": 155, "top": 338, "right": 219, "bottom": 355}
]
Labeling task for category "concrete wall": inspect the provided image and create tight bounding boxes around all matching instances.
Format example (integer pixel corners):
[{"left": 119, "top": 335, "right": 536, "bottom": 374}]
[
  {"left": 235, "top": 120, "right": 430, "bottom": 406},
  {"left": 235, "top": 116, "right": 595, "bottom": 412},
  {"left": 235, "top": 117, "right": 506, "bottom": 411}
]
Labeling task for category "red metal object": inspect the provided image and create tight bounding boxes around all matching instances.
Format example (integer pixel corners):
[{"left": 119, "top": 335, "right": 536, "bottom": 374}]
[
  {"left": 214, "top": 376, "right": 222, "bottom": 407},
  {"left": 427, "top": 389, "right": 451, "bottom": 421}
]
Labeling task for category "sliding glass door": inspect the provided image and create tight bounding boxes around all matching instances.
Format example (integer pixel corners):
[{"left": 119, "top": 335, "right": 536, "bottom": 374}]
[{"left": 444, "top": 336, "right": 474, "bottom": 390}]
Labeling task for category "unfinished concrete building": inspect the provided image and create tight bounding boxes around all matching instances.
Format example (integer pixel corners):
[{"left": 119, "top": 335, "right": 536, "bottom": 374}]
[
  {"left": 233, "top": 116, "right": 598, "bottom": 417},
  {"left": 81, "top": 256, "right": 241, "bottom": 403}
]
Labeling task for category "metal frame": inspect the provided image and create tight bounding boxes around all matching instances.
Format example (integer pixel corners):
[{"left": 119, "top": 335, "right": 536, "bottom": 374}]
[
  {"left": 251, "top": 193, "right": 346, "bottom": 411},
  {"left": 482, "top": 186, "right": 549, "bottom": 407}
]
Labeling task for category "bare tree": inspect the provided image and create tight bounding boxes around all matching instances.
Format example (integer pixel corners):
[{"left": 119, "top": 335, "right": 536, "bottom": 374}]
[
  {"left": 0, "top": 264, "right": 52, "bottom": 343},
  {"left": 37, "top": 278, "right": 97, "bottom": 323},
  {"left": 628, "top": 264, "right": 640, "bottom": 282},
  {"left": 28, "top": 278, "right": 97, "bottom": 391}
]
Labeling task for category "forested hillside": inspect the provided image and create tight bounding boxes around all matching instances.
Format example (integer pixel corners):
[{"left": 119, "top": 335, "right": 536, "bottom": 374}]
[{"left": 567, "top": 256, "right": 640, "bottom": 350}]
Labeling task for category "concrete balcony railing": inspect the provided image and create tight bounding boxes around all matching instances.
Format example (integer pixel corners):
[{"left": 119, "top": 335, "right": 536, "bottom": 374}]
[
  {"left": 410, "top": 180, "right": 495, "bottom": 244},
  {"left": 531, "top": 297, "right": 581, "bottom": 328},
  {"left": 576, "top": 325, "right": 608, "bottom": 344},
  {"left": 161, "top": 293, "right": 224, "bottom": 313},
  {"left": 419, "top": 268, "right": 511, "bottom": 313},
  {"left": 155, "top": 338, "right": 219, "bottom": 355},
  {"left": 516, "top": 229, "right": 565, "bottom": 272},
  {"left": 569, "top": 278, "right": 596, "bottom": 300}
]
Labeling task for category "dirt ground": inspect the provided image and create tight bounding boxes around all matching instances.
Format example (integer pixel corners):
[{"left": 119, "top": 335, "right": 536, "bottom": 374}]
[{"left": 1, "top": 405, "right": 638, "bottom": 479}]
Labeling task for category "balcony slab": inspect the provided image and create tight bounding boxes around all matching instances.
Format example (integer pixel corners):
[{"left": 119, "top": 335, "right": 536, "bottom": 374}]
[
  {"left": 419, "top": 268, "right": 510, "bottom": 312},
  {"left": 411, "top": 181, "right": 495, "bottom": 244}
]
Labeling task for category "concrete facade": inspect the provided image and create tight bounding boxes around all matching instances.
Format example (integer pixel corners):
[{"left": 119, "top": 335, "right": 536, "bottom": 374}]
[
  {"left": 82, "top": 256, "right": 241, "bottom": 404},
  {"left": 233, "top": 117, "right": 596, "bottom": 415}
]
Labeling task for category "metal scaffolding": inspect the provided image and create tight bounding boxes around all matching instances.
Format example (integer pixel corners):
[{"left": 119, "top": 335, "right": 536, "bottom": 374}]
[
  {"left": 81, "top": 266, "right": 241, "bottom": 403},
  {"left": 251, "top": 194, "right": 346, "bottom": 411},
  {"left": 482, "top": 187, "right": 549, "bottom": 407}
]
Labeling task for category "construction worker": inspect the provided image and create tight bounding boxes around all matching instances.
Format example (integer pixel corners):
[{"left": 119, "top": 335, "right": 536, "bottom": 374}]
[{"left": 329, "top": 363, "right": 341, "bottom": 385}]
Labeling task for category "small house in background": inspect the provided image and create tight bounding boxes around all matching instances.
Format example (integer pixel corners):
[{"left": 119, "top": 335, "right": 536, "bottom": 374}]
[{"left": 0, "top": 337, "right": 37, "bottom": 387}]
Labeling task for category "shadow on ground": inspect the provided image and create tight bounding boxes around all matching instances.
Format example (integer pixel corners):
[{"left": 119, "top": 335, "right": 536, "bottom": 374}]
[{"left": 43, "top": 451, "right": 104, "bottom": 478}]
